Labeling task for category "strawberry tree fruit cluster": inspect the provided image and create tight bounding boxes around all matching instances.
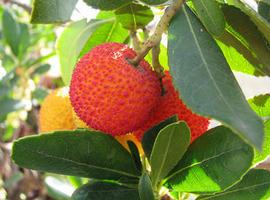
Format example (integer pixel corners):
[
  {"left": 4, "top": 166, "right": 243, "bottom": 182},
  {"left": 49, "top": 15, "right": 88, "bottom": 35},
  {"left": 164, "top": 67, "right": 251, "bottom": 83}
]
[{"left": 11, "top": 0, "right": 270, "bottom": 200}]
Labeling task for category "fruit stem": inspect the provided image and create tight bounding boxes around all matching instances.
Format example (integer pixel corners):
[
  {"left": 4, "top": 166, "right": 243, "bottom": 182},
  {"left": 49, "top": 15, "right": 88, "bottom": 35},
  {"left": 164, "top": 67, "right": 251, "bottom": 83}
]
[
  {"left": 152, "top": 42, "right": 165, "bottom": 78},
  {"left": 152, "top": 42, "right": 166, "bottom": 95},
  {"left": 129, "top": 0, "right": 185, "bottom": 66},
  {"left": 130, "top": 30, "right": 142, "bottom": 52}
]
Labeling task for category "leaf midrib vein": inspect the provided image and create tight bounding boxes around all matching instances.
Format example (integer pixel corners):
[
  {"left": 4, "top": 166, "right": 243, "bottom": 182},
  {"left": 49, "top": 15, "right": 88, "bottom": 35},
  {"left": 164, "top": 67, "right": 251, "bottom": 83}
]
[
  {"left": 199, "top": 0, "right": 219, "bottom": 29},
  {"left": 183, "top": 7, "right": 245, "bottom": 132},
  {"left": 20, "top": 146, "right": 138, "bottom": 178},
  {"left": 151, "top": 126, "right": 176, "bottom": 184},
  {"left": 201, "top": 181, "right": 270, "bottom": 199},
  {"left": 167, "top": 146, "right": 244, "bottom": 180},
  {"left": 85, "top": 188, "right": 137, "bottom": 194}
]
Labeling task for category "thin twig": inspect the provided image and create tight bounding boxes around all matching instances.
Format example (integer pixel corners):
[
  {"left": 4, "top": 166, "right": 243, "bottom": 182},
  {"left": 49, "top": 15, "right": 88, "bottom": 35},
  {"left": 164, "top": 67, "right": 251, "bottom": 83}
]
[{"left": 129, "top": 0, "right": 185, "bottom": 66}]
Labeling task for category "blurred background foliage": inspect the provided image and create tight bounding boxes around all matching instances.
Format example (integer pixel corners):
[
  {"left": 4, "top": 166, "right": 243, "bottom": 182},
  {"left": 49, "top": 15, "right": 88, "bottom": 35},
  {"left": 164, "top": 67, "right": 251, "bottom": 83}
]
[{"left": 0, "top": 1, "right": 85, "bottom": 199}]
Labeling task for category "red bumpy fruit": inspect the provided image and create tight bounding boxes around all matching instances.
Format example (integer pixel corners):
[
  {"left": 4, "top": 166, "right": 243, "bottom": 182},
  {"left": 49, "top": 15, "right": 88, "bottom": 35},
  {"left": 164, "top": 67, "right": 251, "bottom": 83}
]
[
  {"left": 69, "top": 43, "right": 161, "bottom": 136},
  {"left": 134, "top": 71, "right": 210, "bottom": 142}
]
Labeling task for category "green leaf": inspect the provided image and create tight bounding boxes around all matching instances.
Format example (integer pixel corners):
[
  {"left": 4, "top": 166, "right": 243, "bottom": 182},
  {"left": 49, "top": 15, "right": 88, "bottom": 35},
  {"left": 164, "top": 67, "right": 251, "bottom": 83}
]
[
  {"left": 2, "top": 10, "right": 29, "bottom": 57},
  {"left": 225, "top": 0, "right": 270, "bottom": 43},
  {"left": 216, "top": 5, "right": 270, "bottom": 76},
  {"left": 142, "top": 115, "right": 178, "bottom": 159},
  {"left": 31, "top": 64, "right": 51, "bottom": 76},
  {"left": 249, "top": 94, "right": 270, "bottom": 118},
  {"left": 67, "top": 176, "right": 86, "bottom": 188},
  {"left": 150, "top": 122, "right": 190, "bottom": 186},
  {"left": 12, "top": 130, "right": 140, "bottom": 180},
  {"left": 17, "top": 23, "right": 30, "bottom": 60},
  {"left": 1, "top": 54, "right": 15, "bottom": 72},
  {"left": 259, "top": 0, "right": 270, "bottom": 22},
  {"left": 139, "top": 0, "right": 169, "bottom": 5},
  {"left": 249, "top": 95, "right": 270, "bottom": 165},
  {"left": 216, "top": 34, "right": 261, "bottom": 76},
  {"left": 127, "top": 141, "right": 142, "bottom": 172},
  {"left": 32, "top": 87, "right": 49, "bottom": 103},
  {"left": 83, "top": 0, "right": 132, "bottom": 10},
  {"left": 115, "top": 3, "right": 154, "bottom": 31},
  {"left": 0, "top": 71, "right": 18, "bottom": 99},
  {"left": 2, "top": 125, "right": 15, "bottom": 141},
  {"left": 26, "top": 52, "right": 56, "bottom": 68},
  {"left": 198, "top": 169, "right": 270, "bottom": 200},
  {"left": 253, "top": 120, "right": 270, "bottom": 165},
  {"left": 72, "top": 181, "right": 139, "bottom": 200},
  {"left": 0, "top": 98, "right": 27, "bottom": 117},
  {"left": 168, "top": 5, "right": 264, "bottom": 150},
  {"left": 2, "top": 9, "right": 18, "bottom": 55},
  {"left": 31, "top": 0, "right": 78, "bottom": 24},
  {"left": 56, "top": 19, "right": 111, "bottom": 85},
  {"left": 166, "top": 126, "right": 254, "bottom": 193},
  {"left": 192, "top": 0, "right": 225, "bottom": 36},
  {"left": 79, "top": 11, "right": 129, "bottom": 57},
  {"left": 138, "top": 173, "right": 155, "bottom": 200}
]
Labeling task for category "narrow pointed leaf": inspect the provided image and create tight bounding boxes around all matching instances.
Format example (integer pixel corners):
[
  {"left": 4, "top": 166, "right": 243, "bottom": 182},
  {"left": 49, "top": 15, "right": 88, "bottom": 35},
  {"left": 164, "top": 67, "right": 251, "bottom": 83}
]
[
  {"left": 168, "top": 6, "right": 264, "bottom": 149},
  {"left": 216, "top": 6, "right": 270, "bottom": 76},
  {"left": 150, "top": 122, "right": 190, "bottom": 186},
  {"left": 31, "top": 0, "right": 78, "bottom": 24},
  {"left": 142, "top": 115, "right": 178, "bottom": 159},
  {"left": 2, "top": 10, "right": 20, "bottom": 56},
  {"left": 12, "top": 130, "right": 140, "bottom": 180},
  {"left": 192, "top": 0, "right": 225, "bottom": 36},
  {"left": 198, "top": 169, "right": 270, "bottom": 200},
  {"left": 56, "top": 19, "right": 111, "bottom": 85},
  {"left": 224, "top": 0, "right": 270, "bottom": 43},
  {"left": 72, "top": 182, "right": 139, "bottom": 200},
  {"left": 139, "top": 173, "right": 155, "bottom": 200},
  {"left": 166, "top": 126, "right": 253, "bottom": 193},
  {"left": 17, "top": 23, "right": 30, "bottom": 60}
]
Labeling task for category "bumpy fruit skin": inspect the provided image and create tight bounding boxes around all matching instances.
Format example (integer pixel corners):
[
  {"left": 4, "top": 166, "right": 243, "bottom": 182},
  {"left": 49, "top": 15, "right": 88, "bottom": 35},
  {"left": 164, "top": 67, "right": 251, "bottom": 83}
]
[
  {"left": 135, "top": 71, "right": 209, "bottom": 142},
  {"left": 70, "top": 42, "right": 161, "bottom": 136},
  {"left": 39, "top": 87, "right": 75, "bottom": 132}
]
